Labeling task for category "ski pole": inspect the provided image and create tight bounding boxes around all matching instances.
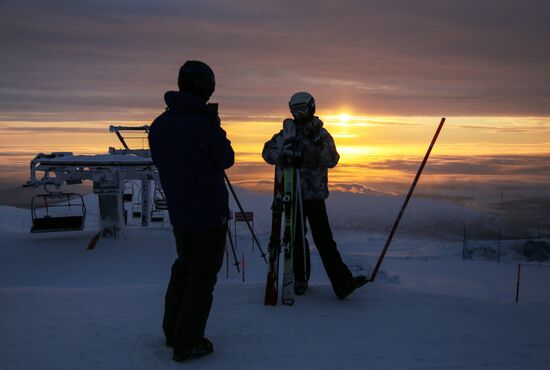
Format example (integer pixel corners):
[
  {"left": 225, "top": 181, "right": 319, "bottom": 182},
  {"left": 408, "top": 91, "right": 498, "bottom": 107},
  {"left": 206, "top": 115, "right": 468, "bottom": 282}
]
[
  {"left": 296, "top": 170, "right": 307, "bottom": 280},
  {"left": 224, "top": 173, "right": 268, "bottom": 263},
  {"left": 370, "top": 117, "right": 445, "bottom": 282}
]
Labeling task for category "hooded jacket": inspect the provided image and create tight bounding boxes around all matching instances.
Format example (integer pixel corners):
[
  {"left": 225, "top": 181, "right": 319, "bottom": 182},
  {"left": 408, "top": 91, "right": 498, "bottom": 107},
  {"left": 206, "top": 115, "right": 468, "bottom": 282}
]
[
  {"left": 148, "top": 91, "right": 234, "bottom": 232},
  {"left": 262, "top": 116, "right": 339, "bottom": 200}
]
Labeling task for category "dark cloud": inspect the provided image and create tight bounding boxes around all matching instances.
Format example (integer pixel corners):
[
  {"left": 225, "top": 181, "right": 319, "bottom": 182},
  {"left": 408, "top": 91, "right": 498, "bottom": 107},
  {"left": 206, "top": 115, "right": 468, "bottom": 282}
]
[{"left": 0, "top": 0, "right": 549, "bottom": 121}]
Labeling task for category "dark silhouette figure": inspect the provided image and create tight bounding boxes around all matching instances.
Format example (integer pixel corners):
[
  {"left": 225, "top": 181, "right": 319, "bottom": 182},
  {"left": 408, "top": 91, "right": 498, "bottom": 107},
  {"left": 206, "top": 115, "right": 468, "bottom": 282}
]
[{"left": 148, "top": 61, "right": 234, "bottom": 362}]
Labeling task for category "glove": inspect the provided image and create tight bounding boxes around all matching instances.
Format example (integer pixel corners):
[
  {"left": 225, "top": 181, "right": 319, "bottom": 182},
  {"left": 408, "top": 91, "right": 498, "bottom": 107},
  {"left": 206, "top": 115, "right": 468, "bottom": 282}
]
[
  {"left": 207, "top": 103, "right": 221, "bottom": 125},
  {"left": 280, "top": 140, "right": 303, "bottom": 167},
  {"left": 302, "top": 119, "right": 321, "bottom": 143}
]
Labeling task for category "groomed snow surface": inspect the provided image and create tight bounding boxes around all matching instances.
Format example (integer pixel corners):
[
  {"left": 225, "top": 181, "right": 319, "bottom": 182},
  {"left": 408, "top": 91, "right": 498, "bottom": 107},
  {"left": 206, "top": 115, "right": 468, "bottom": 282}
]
[{"left": 1, "top": 189, "right": 549, "bottom": 370}]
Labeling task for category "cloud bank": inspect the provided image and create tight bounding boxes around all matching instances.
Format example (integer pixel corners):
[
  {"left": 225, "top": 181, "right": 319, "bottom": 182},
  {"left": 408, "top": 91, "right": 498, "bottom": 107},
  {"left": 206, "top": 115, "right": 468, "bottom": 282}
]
[{"left": 1, "top": 0, "right": 549, "bottom": 122}]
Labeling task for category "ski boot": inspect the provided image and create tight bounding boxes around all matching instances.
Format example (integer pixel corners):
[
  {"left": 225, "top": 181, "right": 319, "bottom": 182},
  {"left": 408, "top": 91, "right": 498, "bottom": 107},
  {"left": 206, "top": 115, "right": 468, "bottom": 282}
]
[
  {"left": 172, "top": 337, "right": 214, "bottom": 362},
  {"left": 335, "top": 275, "right": 368, "bottom": 300},
  {"left": 294, "top": 281, "right": 308, "bottom": 295}
]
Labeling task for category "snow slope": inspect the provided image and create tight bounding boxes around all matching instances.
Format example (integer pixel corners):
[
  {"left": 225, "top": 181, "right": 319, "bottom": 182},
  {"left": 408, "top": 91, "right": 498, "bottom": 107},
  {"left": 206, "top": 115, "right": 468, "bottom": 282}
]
[{"left": 1, "top": 189, "right": 549, "bottom": 369}]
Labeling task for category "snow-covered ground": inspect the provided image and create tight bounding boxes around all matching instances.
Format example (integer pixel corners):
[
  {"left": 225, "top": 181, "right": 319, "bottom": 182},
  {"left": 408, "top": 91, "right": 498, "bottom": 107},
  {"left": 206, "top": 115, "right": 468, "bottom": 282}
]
[{"left": 1, "top": 189, "right": 549, "bottom": 369}]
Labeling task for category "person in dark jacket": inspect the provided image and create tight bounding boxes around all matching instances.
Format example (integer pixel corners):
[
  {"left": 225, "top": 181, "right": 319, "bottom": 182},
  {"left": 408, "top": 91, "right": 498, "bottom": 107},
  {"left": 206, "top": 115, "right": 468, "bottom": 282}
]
[
  {"left": 262, "top": 91, "right": 367, "bottom": 300},
  {"left": 148, "top": 61, "right": 234, "bottom": 362}
]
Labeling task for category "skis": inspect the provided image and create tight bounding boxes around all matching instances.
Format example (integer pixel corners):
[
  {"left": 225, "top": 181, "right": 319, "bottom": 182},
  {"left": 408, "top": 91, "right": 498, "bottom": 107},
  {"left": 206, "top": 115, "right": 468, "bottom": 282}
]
[
  {"left": 281, "top": 120, "right": 297, "bottom": 305},
  {"left": 264, "top": 120, "right": 297, "bottom": 306},
  {"left": 264, "top": 166, "right": 284, "bottom": 305}
]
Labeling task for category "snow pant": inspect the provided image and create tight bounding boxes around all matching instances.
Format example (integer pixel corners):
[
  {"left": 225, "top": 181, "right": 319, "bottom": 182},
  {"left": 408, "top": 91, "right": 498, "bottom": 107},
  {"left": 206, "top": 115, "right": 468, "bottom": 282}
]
[
  {"left": 163, "top": 224, "right": 226, "bottom": 354},
  {"left": 293, "top": 199, "right": 353, "bottom": 292}
]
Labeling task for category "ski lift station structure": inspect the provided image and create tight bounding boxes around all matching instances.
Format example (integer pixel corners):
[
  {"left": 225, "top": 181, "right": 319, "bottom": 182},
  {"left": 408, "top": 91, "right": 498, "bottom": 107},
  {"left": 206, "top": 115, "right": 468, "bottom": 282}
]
[{"left": 24, "top": 125, "right": 165, "bottom": 237}]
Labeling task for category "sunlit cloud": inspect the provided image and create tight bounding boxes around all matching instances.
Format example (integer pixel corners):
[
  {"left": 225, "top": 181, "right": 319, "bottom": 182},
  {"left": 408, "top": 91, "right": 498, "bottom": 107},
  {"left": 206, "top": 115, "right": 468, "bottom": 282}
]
[
  {"left": 332, "top": 134, "right": 359, "bottom": 139},
  {"left": 5, "top": 126, "right": 107, "bottom": 133}
]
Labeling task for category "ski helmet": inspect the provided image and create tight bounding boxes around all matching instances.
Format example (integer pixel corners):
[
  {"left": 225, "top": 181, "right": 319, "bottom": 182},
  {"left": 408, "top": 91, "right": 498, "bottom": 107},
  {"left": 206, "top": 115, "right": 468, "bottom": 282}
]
[
  {"left": 289, "top": 91, "right": 315, "bottom": 121},
  {"left": 178, "top": 60, "right": 216, "bottom": 101}
]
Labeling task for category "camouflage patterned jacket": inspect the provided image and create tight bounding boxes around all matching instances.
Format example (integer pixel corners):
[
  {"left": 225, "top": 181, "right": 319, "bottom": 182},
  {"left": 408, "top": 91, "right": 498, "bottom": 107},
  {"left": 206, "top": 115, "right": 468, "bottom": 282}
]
[{"left": 262, "top": 116, "right": 339, "bottom": 200}]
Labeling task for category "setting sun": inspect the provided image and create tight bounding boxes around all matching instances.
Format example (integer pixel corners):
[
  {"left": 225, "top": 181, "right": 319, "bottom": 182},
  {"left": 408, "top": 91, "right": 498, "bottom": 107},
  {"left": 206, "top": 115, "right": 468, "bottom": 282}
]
[{"left": 339, "top": 113, "right": 351, "bottom": 123}]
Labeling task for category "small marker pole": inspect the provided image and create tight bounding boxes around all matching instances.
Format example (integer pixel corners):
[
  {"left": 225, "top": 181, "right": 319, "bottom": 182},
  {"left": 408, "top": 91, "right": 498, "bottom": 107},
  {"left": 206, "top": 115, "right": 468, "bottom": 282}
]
[
  {"left": 242, "top": 253, "right": 245, "bottom": 282},
  {"left": 226, "top": 226, "right": 240, "bottom": 273},
  {"left": 498, "top": 228, "right": 501, "bottom": 264},
  {"left": 515, "top": 263, "right": 521, "bottom": 303},
  {"left": 224, "top": 173, "right": 268, "bottom": 263},
  {"left": 462, "top": 225, "right": 467, "bottom": 260},
  {"left": 234, "top": 218, "right": 238, "bottom": 252}
]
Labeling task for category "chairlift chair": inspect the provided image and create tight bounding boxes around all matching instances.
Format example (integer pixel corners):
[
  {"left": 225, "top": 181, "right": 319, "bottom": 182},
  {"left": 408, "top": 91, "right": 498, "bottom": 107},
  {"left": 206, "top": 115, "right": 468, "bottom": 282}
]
[
  {"left": 123, "top": 181, "right": 134, "bottom": 202},
  {"left": 31, "top": 192, "right": 86, "bottom": 233},
  {"left": 151, "top": 210, "right": 164, "bottom": 223},
  {"left": 154, "top": 187, "right": 168, "bottom": 210},
  {"left": 132, "top": 203, "right": 142, "bottom": 218}
]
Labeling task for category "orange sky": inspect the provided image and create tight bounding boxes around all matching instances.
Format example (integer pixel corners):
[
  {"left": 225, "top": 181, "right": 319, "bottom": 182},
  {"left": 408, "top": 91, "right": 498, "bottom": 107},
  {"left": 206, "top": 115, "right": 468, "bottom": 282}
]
[{"left": 1, "top": 114, "right": 549, "bottom": 199}]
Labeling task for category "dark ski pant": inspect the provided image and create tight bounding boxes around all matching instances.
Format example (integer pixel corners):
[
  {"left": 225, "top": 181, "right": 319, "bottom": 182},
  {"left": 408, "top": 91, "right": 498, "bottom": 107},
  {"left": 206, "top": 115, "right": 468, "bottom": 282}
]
[
  {"left": 163, "top": 224, "right": 226, "bottom": 354},
  {"left": 293, "top": 199, "right": 353, "bottom": 292}
]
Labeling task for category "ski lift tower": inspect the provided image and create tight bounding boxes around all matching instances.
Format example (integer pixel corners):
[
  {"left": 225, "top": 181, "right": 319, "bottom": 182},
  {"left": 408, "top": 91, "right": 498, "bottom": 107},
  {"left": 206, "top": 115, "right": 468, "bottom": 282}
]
[{"left": 24, "top": 125, "right": 160, "bottom": 237}]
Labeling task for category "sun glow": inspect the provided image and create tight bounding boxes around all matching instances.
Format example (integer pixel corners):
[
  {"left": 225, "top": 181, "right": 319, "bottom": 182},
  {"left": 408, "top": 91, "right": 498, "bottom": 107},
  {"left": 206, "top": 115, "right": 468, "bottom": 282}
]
[
  {"left": 339, "top": 113, "right": 351, "bottom": 123},
  {"left": 322, "top": 112, "right": 374, "bottom": 127}
]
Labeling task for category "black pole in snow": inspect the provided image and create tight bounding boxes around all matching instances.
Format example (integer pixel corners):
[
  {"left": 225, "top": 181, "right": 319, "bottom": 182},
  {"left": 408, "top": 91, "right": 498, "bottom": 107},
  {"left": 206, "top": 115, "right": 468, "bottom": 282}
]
[
  {"left": 370, "top": 117, "right": 446, "bottom": 282},
  {"left": 224, "top": 173, "right": 268, "bottom": 263},
  {"left": 462, "top": 225, "right": 467, "bottom": 260},
  {"left": 227, "top": 226, "right": 241, "bottom": 273}
]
